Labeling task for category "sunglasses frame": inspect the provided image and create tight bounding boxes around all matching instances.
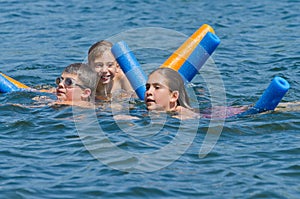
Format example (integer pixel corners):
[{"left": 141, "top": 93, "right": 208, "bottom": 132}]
[{"left": 56, "top": 77, "right": 86, "bottom": 90}]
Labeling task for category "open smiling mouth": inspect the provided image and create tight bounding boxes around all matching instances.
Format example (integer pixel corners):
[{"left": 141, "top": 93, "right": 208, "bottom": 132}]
[{"left": 100, "top": 75, "right": 111, "bottom": 81}]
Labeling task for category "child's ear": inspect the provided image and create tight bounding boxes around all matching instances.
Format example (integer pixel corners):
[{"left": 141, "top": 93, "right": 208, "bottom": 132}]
[
  {"left": 170, "top": 91, "right": 179, "bottom": 103},
  {"left": 81, "top": 88, "right": 92, "bottom": 100}
]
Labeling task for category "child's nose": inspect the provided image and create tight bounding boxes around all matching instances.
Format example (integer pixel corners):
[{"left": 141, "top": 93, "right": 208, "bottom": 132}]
[
  {"left": 101, "top": 65, "right": 108, "bottom": 72},
  {"left": 146, "top": 87, "right": 153, "bottom": 96},
  {"left": 58, "top": 81, "right": 65, "bottom": 88}
]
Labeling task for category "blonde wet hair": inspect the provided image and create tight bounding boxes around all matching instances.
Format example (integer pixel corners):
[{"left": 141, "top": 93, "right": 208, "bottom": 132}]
[{"left": 88, "top": 40, "right": 113, "bottom": 65}]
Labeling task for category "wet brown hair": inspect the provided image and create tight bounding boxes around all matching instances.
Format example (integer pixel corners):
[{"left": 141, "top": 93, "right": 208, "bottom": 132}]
[{"left": 148, "top": 68, "right": 192, "bottom": 109}]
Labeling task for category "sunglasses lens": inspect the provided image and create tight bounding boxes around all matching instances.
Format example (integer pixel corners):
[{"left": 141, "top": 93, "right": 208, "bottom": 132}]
[
  {"left": 56, "top": 77, "right": 61, "bottom": 85},
  {"left": 64, "top": 78, "right": 73, "bottom": 87}
]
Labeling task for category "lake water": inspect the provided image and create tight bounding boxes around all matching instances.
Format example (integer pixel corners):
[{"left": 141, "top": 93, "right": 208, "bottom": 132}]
[{"left": 0, "top": 0, "right": 300, "bottom": 198}]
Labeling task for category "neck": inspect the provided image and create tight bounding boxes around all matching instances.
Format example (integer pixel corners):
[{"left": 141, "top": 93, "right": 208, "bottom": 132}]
[
  {"left": 168, "top": 101, "right": 178, "bottom": 112},
  {"left": 96, "top": 81, "right": 114, "bottom": 97}
]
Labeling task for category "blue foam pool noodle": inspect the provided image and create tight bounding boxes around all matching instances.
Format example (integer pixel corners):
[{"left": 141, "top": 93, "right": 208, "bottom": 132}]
[
  {"left": 0, "top": 73, "right": 20, "bottom": 93},
  {"left": 178, "top": 32, "right": 220, "bottom": 82},
  {"left": 241, "top": 76, "right": 290, "bottom": 115},
  {"left": 111, "top": 41, "right": 147, "bottom": 100}
]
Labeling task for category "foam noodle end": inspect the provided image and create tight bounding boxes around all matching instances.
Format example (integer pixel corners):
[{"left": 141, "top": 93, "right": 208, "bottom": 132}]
[
  {"left": 178, "top": 32, "right": 221, "bottom": 82},
  {"left": 0, "top": 73, "right": 30, "bottom": 93},
  {"left": 160, "top": 24, "right": 216, "bottom": 71},
  {"left": 239, "top": 76, "right": 290, "bottom": 116},
  {"left": 253, "top": 76, "right": 290, "bottom": 112}
]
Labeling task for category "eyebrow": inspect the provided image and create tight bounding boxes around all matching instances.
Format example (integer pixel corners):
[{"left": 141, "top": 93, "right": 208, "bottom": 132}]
[
  {"left": 94, "top": 61, "right": 115, "bottom": 65},
  {"left": 146, "top": 83, "right": 160, "bottom": 86},
  {"left": 146, "top": 83, "right": 168, "bottom": 88}
]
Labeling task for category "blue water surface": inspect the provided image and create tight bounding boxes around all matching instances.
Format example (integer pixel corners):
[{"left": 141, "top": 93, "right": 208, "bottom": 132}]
[{"left": 0, "top": 0, "right": 300, "bottom": 198}]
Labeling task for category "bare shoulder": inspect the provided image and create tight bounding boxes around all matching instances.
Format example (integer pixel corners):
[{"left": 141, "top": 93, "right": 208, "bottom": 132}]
[
  {"left": 115, "top": 69, "right": 133, "bottom": 91},
  {"left": 175, "top": 106, "right": 199, "bottom": 120},
  {"left": 120, "top": 76, "right": 134, "bottom": 92}
]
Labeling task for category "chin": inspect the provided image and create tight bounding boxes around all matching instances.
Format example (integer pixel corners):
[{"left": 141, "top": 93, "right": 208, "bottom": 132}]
[
  {"left": 145, "top": 105, "right": 153, "bottom": 110},
  {"left": 146, "top": 105, "right": 160, "bottom": 111},
  {"left": 56, "top": 94, "right": 65, "bottom": 100}
]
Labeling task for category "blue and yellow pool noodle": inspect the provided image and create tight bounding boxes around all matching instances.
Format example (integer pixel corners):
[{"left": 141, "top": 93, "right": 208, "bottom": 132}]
[
  {"left": 160, "top": 24, "right": 220, "bottom": 82},
  {"left": 178, "top": 32, "right": 220, "bottom": 82},
  {"left": 240, "top": 76, "right": 290, "bottom": 115},
  {"left": 111, "top": 41, "right": 147, "bottom": 100},
  {"left": 0, "top": 72, "right": 30, "bottom": 93},
  {"left": 160, "top": 24, "right": 215, "bottom": 71}
]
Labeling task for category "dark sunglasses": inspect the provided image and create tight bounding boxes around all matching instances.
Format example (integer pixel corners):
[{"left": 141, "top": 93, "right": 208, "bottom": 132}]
[{"left": 56, "top": 77, "right": 86, "bottom": 89}]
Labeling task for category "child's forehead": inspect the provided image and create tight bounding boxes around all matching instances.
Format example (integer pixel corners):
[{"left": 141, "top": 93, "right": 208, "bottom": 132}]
[
  {"left": 100, "top": 50, "right": 114, "bottom": 57},
  {"left": 94, "top": 51, "right": 115, "bottom": 61},
  {"left": 61, "top": 72, "right": 78, "bottom": 79},
  {"left": 147, "top": 72, "right": 169, "bottom": 86}
]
